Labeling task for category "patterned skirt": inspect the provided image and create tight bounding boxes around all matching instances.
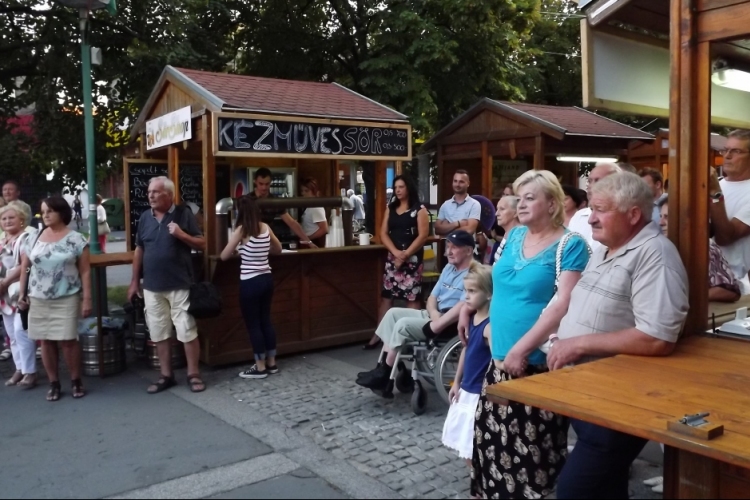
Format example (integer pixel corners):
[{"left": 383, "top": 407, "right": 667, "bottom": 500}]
[
  {"left": 381, "top": 252, "right": 423, "bottom": 302},
  {"left": 471, "top": 362, "right": 569, "bottom": 499}
]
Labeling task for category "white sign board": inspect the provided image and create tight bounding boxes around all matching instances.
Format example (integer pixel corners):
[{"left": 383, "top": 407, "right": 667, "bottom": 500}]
[
  {"left": 581, "top": 22, "right": 750, "bottom": 129},
  {"left": 146, "top": 106, "right": 192, "bottom": 150}
]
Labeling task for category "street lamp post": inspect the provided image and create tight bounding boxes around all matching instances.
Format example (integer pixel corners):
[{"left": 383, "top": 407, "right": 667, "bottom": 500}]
[
  {"left": 79, "top": 8, "right": 101, "bottom": 254},
  {"left": 54, "top": 0, "right": 116, "bottom": 254}
]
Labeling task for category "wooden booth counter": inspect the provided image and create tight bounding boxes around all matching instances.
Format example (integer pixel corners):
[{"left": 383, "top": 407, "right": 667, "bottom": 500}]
[
  {"left": 199, "top": 245, "right": 386, "bottom": 366},
  {"left": 485, "top": 336, "right": 750, "bottom": 498}
]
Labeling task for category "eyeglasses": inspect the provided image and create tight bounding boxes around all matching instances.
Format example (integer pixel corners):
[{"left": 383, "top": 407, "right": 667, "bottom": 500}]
[{"left": 719, "top": 148, "right": 750, "bottom": 156}]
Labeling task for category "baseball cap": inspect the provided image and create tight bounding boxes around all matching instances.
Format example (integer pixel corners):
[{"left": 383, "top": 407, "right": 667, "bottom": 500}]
[{"left": 446, "top": 230, "right": 475, "bottom": 247}]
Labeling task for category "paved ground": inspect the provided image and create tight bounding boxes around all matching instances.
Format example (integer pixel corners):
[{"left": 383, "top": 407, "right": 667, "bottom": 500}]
[{"left": 0, "top": 338, "right": 664, "bottom": 499}]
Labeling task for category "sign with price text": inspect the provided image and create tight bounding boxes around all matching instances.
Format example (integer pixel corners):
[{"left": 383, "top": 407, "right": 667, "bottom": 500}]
[{"left": 213, "top": 113, "right": 411, "bottom": 161}]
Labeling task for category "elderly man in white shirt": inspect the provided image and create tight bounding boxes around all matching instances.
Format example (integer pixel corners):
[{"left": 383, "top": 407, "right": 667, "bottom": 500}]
[{"left": 567, "top": 162, "right": 622, "bottom": 251}]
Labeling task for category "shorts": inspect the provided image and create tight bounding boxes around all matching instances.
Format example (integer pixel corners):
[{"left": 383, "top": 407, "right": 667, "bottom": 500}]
[
  {"left": 143, "top": 288, "right": 198, "bottom": 343},
  {"left": 441, "top": 389, "right": 481, "bottom": 459}
]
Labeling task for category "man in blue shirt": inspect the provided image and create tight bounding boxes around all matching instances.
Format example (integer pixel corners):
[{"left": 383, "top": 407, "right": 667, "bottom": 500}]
[
  {"left": 434, "top": 170, "right": 481, "bottom": 236},
  {"left": 356, "top": 230, "right": 475, "bottom": 392}
]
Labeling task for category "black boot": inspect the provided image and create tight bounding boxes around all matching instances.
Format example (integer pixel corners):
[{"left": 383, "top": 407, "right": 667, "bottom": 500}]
[
  {"left": 357, "top": 358, "right": 385, "bottom": 379},
  {"left": 356, "top": 363, "right": 390, "bottom": 390}
]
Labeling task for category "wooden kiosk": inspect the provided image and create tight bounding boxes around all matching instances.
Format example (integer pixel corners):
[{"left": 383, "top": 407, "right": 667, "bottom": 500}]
[
  {"left": 126, "top": 66, "right": 412, "bottom": 365},
  {"left": 422, "top": 99, "right": 653, "bottom": 200},
  {"left": 484, "top": 1, "right": 750, "bottom": 498}
]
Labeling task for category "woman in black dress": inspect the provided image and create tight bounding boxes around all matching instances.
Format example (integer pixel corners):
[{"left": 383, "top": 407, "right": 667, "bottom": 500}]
[{"left": 363, "top": 174, "right": 429, "bottom": 349}]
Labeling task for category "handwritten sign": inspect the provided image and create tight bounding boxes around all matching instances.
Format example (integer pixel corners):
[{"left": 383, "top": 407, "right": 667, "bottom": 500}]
[
  {"left": 128, "top": 162, "right": 169, "bottom": 249},
  {"left": 216, "top": 117, "right": 409, "bottom": 158},
  {"left": 179, "top": 164, "right": 203, "bottom": 212}
]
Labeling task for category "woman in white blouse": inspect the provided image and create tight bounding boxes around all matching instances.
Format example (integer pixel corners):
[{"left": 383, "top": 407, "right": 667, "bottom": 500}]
[{"left": 299, "top": 178, "right": 329, "bottom": 248}]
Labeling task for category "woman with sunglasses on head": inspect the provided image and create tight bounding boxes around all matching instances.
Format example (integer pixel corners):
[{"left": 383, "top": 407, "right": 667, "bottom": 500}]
[
  {"left": 363, "top": 174, "right": 429, "bottom": 350},
  {"left": 18, "top": 196, "right": 91, "bottom": 401}
]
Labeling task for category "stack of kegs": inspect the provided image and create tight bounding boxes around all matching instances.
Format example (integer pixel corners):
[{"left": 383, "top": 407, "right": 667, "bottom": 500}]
[
  {"left": 126, "top": 296, "right": 186, "bottom": 371},
  {"left": 79, "top": 319, "right": 127, "bottom": 377}
]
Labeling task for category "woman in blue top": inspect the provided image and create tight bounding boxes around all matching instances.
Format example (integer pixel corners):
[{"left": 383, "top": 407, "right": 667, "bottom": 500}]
[{"left": 469, "top": 170, "right": 589, "bottom": 499}]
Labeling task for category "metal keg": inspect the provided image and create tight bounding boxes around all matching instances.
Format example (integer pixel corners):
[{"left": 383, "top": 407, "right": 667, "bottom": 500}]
[
  {"left": 80, "top": 329, "right": 126, "bottom": 377},
  {"left": 146, "top": 334, "right": 186, "bottom": 370}
]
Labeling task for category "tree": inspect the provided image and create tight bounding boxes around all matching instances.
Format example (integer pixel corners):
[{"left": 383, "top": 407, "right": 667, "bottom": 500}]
[{"left": 235, "top": 0, "right": 541, "bottom": 139}]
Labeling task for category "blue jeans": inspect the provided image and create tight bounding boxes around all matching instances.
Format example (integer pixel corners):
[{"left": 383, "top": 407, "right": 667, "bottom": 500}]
[
  {"left": 239, "top": 274, "right": 277, "bottom": 361},
  {"left": 556, "top": 420, "right": 648, "bottom": 499}
]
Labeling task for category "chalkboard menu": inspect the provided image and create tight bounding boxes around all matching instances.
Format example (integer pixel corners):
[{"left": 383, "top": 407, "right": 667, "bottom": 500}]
[
  {"left": 127, "top": 161, "right": 169, "bottom": 250},
  {"left": 217, "top": 117, "right": 409, "bottom": 158},
  {"left": 179, "top": 164, "right": 203, "bottom": 211}
]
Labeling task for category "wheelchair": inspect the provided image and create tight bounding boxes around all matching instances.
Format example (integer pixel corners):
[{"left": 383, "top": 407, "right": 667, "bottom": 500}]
[{"left": 384, "top": 329, "right": 463, "bottom": 415}]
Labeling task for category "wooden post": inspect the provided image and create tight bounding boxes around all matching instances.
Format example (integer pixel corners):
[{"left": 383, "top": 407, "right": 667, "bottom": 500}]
[
  {"left": 534, "top": 135, "right": 545, "bottom": 170},
  {"left": 437, "top": 146, "right": 444, "bottom": 205},
  {"left": 202, "top": 114, "right": 216, "bottom": 275},
  {"left": 395, "top": 160, "right": 403, "bottom": 175},
  {"left": 169, "top": 145, "right": 181, "bottom": 202},
  {"left": 669, "top": 0, "right": 710, "bottom": 336},
  {"left": 481, "top": 141, "right": 492, "bottom": 199},
  {"left": 374, "top": 160, "right": 387, "bottom": 243}
]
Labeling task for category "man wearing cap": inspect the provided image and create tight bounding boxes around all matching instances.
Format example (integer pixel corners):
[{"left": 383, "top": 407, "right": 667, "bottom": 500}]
[{"left": 357, "top": 230, "right": 475, "bottom": 392}]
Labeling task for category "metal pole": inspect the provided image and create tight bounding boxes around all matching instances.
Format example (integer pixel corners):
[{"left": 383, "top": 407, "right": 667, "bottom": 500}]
[{"left": 80, "top": 9, "right": 101, "bottom": 254}]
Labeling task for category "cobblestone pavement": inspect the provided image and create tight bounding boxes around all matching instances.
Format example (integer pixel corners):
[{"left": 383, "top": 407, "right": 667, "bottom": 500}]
[
  {"left": 211, "top": 349, "right": 663, "bottom": 500},
  {"left": 215, "top": 358, "right": 470, "bottom": 499}
]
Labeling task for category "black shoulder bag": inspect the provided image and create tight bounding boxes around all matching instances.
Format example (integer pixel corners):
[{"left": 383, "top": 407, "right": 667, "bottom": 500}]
[{"left": 173, "top": 205, "right": 223, "bottom": 319}]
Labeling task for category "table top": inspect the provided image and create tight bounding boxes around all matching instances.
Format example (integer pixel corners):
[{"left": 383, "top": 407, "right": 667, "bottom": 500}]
[
  {"left": 90, "top": 251, "right": 133, "bottom": 267},
  {"left": 485, "top": 335, "right": 750, "bottom": 469}
]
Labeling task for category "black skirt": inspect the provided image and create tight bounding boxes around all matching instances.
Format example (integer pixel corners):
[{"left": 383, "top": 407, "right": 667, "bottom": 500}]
[{"left": 471, "top": 362, "right": 569, "bottom": 499}]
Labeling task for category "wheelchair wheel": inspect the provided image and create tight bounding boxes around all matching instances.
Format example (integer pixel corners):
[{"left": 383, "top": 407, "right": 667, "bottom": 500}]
[
  {"left": 395, "top": 362, "right": 414, "bottom": 393},
  {"left": 414, "top": 347, "right": 438, "bottom": 388},
  {"left": 434, "top": 336, "right": 463, "bottom": 405},
  {"left": 411, "top": 380, "right": 427, "bottom": 415}
]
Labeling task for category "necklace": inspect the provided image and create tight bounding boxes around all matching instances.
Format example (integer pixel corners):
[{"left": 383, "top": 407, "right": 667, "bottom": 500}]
[{"left": 523, "top": 230, "right": 556, "bottom": 249}]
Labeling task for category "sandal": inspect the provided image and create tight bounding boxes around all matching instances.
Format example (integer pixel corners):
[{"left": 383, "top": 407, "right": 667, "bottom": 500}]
[
  {"left": 71, "top": 378, "right": 85, "bottom": 399},
  {"left": 5, "top": 370, "right": 22, "bottom": 387},
  {"left": 187, "top": 374, "right": 206, "bottom": 393},
  {"left": 18, "top": 373, "right": 37, "bottom": 390},
  {"left": 47, "top": 381, "right": 61, "bottom": 402},
  {"left": 147, "top": 375, "right": 176, "bottom": 394}
]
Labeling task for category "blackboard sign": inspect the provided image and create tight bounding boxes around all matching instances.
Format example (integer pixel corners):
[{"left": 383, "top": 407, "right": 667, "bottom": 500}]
[
  {"left": 127, "top": 162, "right": 169, "bottom": 250},
  {"left": 179, "top": 164, "right": 203, "bottom": 211},
  {"left": 217, "top": 117, "right": 409, "bottom": 158}
]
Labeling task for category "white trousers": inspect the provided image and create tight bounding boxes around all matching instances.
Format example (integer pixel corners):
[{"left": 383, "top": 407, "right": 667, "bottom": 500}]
[
  {"left": 375, "top": 308, "right": 430, "bottom": 349},
  {"left": 3, "top": 312, "right": 36, "bottom": 374}
]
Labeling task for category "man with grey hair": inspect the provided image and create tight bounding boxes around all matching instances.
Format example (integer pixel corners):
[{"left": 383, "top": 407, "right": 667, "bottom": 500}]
[
  {"left": 567, "top": 162, "right": 622, "bottom": 250},
  {"left": 347, "top": 188, "right": 365, "bottom": 227},
  {"left": 550, "top": 172, "right": 689, "bottom": 499},
  {"left": 128, "top": 176, "right": 207, "bottom": 394},
  {"left": 709, "top": 129, "right": 750, "bottom": 294}
]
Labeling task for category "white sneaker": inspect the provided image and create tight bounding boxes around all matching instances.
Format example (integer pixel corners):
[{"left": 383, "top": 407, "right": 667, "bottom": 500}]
[
  {"left": 643, "top": 476, "right": 663, "bottom": 487},
  {"left": 36, "top": 347, "right": 42, "bottom": 359}
]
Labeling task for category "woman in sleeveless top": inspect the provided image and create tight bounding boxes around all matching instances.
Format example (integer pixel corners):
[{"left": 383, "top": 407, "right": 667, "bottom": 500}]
[{"left": 220, "top": 195, "right": 282, "bottom": 379}]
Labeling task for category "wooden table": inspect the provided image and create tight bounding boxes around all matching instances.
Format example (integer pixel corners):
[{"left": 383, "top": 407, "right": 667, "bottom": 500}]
[{"left": 485, "top": 336, "right": 750, "bottom": 498}]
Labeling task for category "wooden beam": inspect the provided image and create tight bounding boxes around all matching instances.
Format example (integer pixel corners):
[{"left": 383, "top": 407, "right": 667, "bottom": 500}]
[
  {"left": 670, "top": 0, "right": 710, "bottom": 336},
  {"left": 441, "top": 151, "right": 483, "bottom": 161},
  {"left": 437, "top": 147, "right": 444, "bottom": 207},
  {"left": 697, "top": 2, "right": 750, "bottom": 42},
  {"left": 169, "top": 145, "right": 180, "bottom": 202},
  {"left": 481, "top": 141, "right": 492, "bottom": 199},
  {"left": 437, "top": 130, "right": 539, "bottom": 146},
  {"left": 697, "top": 0, "right": 748, "bottom": 12},
  {"left": 534, "top": 135, "right": 545, "bottom": 170},
  {"left": 203, "top": 114, "right": 216, "bottom": 268},
  {"left": 395, "top": 160, "right": 403, "bottom": 175}
]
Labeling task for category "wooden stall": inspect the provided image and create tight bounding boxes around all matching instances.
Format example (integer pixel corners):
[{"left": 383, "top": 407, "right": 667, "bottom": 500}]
[
  {"left": 482, "top": 1, "right": 750, "bottom": 498},
  {"left": 126, "top": 66, "right": 412, "bottom": 365},
  {"left": 421, "top": 99, "right": 653, "bottom": 201},
  {"left": 628, "top": 129, "right": 727, "bottom": 176}
]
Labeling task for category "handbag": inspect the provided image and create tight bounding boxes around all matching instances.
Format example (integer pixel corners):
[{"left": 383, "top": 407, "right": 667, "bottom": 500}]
[
  {"left": 188, "top": 281, "right": 222, "bottom": 319},
  {"left": 20, "top": 228, "right": 45, "bottom": 330},
  {"left": 98, "top": 220, "right": 111, "bottom": 235},
  {"left": 538, "top": 232, "right": 591, "bottom": 354}
]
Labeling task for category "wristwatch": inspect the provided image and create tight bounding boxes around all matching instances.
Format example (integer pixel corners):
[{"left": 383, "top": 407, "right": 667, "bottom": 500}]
[{"left": 711, "top": 192, "right": 724, "bottom": 204}]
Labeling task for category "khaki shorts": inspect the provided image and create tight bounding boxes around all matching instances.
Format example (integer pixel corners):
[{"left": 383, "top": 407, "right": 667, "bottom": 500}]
[{"left": 143, "top": 289, "right": 198, "bottom": 343}]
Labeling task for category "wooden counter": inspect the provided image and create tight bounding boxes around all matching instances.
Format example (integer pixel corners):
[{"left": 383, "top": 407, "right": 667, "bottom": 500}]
[
  {"left": 485, "top": 336, "right": 750, "bottom": 498},
  {"left": 199, "top": 245, "right": 386, "bottom": 365}
]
